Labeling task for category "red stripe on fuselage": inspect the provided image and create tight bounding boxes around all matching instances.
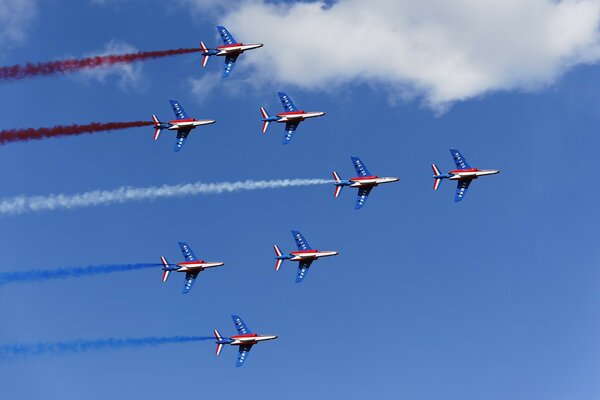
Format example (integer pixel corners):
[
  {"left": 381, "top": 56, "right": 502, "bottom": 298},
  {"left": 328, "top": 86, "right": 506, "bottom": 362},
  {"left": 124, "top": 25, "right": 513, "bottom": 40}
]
[
  {"left": 217, "top": 43, "right": 243, "bottom": 49},
  {"left": 168, "top": 118, "right": 196, "bottom": 123},
  {"left": 350, "top": 176, "right": 378, "bottom": 181},
  {"left": 178, "top": 260, "right": 206, "bottom": 265},
  {"left": 449, "top": 168, "right": 478, "bottom": 173},
  {"left": 277, "top": 111, "right": 306, "bottom": 116},
  {"left": 230, "top": 334, "right": 258, "bottom": 339},
  {"left": 290, "top": 250, "right": 318, "bottom": 254}
]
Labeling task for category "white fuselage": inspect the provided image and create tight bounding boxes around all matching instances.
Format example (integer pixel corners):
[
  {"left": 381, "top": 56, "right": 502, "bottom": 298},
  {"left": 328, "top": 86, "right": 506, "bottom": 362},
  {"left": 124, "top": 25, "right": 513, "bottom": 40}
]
[
  {"left": 167, "top": 119, "right": 215, "bottom": 130},
  {"left": 176, "top": 261, "right": 224, "bottom": 272},
  {"left": 276, "top": 112, "right": 325, "bottom": 122},
  {"left": 289, "top": 250, "right": 338, "bottom": 261},
  {"left": 216, "top": 43, "right": 263, "bottom": 56},
  {"left": 348, "top": 177, "right": 399, "bottom": 187},
  {"left": 449, "top": 170, "right": 499, "bottom": 180},
  {"left": 229, "top": 335, "right": 278, "bottom": 346}
]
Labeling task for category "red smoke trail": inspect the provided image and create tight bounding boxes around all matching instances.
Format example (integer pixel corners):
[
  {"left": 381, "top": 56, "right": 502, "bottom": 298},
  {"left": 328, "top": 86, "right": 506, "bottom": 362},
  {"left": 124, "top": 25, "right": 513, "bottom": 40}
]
[
  {"left": 0, "top": 47, "right": 201, "bottom": 82},
  {"left": 0, "top": 121, "right": 153, "bottom": 144}
]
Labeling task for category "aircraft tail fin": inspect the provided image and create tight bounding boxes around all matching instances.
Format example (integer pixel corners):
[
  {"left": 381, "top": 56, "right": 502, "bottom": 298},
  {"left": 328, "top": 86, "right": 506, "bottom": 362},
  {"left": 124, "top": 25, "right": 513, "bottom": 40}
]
[
  {"left": 214, "top": 329, "right": 224, "bottom": 355},
  {"left": 260, "top": 107, "right": 270, "bottom": 133},
  {"left": 431, "top": 164, "right": 442, "bottom": 190},
  {"left": 200, "top": 42, "right": 210, "bottom": 67},
  {"left": 152, "top": 115, "right": 161, "bottom": 140},
  {"left": 332, "top": 171, "right": 343, "bottom": 198},
  {"left": 160, "top": 256, "right": 170, "bottom": 282},
  {"left": 274, "top": 245, "right": 284, "bottom": 271}
]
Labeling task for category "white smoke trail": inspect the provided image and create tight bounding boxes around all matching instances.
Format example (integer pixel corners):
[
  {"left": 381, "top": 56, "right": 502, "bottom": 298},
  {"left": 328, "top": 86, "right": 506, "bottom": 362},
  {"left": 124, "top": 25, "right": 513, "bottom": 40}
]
[{"left": 0, "top": 179, "right": 332, "bottom": 216}]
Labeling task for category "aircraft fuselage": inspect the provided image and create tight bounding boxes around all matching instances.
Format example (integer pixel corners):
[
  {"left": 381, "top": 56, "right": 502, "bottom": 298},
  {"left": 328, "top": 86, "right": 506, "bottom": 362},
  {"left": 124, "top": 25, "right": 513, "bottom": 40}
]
[
  {"left": 447, "top": 169, "right": 499, "bottom": 180},
  {"left": 175, "top": 260, "right": 224, "bottom": 272},
  {"left": 227, "top": 333, "right": 278, "bottom": 346},
  {"left": 288, "top": 249, "right": 338, "bottom": 261},
  {"left": 275, "top": 111, "right": 326, "bottom": 122},
  {"left": 348, "top": 176, "right": 399, "bottom": 187},
  {"left": 215, "top": 43, "right": 263, "bottom": 56},
  {"left": 166, "top": 118, "right": 216, "bottom": 130}
]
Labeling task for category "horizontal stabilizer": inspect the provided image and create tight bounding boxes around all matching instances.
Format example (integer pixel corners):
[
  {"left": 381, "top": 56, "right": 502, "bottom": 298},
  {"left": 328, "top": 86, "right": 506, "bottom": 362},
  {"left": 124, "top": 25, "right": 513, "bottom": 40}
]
[{"left": 160, "top": 256, "right": 170, "bottom": 282}]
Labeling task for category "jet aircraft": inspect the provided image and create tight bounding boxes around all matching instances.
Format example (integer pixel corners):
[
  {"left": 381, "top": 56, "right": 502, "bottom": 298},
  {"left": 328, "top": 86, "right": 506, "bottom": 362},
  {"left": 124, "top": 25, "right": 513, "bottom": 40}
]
[
  {"left": 332, "top": 156, "right": 399, "bottom": 209},
  {"left": 200, "top": 26, "right": 263, "bottom": 78},
  {"left": 160, "top": 241, "right": 224, "bottom": 294},
  {"left": 213, "top": 315, "right": 277, "bottom": 367},
  {"left": 431, "top": 148, "right": 499, "bottom": 202},
  {"left": 260, "top": 92, "right": 325, "bottom": 144},
  {"left": 152, "top": 100, "right": 215, "bottom": 152},
  {"left": 273, "top": 230, "right": 338, "bottom": 283}
]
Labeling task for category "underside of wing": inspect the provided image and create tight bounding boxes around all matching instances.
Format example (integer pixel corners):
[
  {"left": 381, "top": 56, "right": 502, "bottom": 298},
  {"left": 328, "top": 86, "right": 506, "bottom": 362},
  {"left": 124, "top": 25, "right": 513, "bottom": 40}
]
[
  {"left": 455, "top": 179, "right": 472, "bottom": 202},
  {"left": 295, "top": 259, "right": 313, "bottom": 283},
  {"left": 282, "top": 122, "right": 300, "bottom": 144},
  {"left": 178, "top": 241, "right": 198, "bottom": 261},
  {"left": 173, "top": 129, "right": 191, "bottom": 152},
  {"left": 450, "top": 148, "right": 471, "bottom": 169},
  {"left": 278, "top": 92, "right": 297, "bottom": 112},
  {"left": 236, "top": 344, "right": 252, "bottom": 367},
  {"left": 223, "top": 54, "right": 239, "bottom": 78},
  {"left": 170, "top": 100, "right": 189, "bottom": 119},
  {"left": 182, "top": 271, "right": 200, "bottom": 294},
  {"left": 291, "top": 230, "right": 312, "bottom": 250},
  {"left": 355, "top": 186, "right": 373, "bottom": 209},
  {"left": 351, "top": 156, "right": 371, "bottom": 177},
  {"left": 231, "top": 315, "right": 252, "bottom": 335}
]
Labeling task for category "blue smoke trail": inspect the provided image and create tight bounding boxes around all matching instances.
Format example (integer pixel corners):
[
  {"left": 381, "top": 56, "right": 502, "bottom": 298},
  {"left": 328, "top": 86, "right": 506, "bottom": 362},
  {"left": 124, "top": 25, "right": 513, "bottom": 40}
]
[
  {"left": 0, "top": 263, "right": 160, "bottom": 286},
  {"left": 0, "top": 336, "right": 215, "bottom": 359}
]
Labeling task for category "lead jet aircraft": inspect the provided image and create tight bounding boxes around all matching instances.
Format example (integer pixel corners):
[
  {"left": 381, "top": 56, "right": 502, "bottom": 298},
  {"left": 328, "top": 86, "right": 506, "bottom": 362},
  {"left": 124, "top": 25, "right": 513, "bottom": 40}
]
[
  {"left": 332, "top": 156, "right": 399, "bottom": 209},
  {"left": 273, "top": 230, "right": 338, "bottom": 283},
  {"left": 260, "top": 92, "right": 326, "bottom": 144},
  {"left": 200, "top": 26, "right": 263, "bottom": 78},
  {"left": 152, "top": 99, "right": 215, "bottom": 152},
  {"left": 431, "top": 148, "right": 499, "bottom": 202},
  {"left": 160, "top": 241, "right": 224, "bottom": 294},
  {"left": 213, "top": 315, "right": 277, "bottom": 367}
]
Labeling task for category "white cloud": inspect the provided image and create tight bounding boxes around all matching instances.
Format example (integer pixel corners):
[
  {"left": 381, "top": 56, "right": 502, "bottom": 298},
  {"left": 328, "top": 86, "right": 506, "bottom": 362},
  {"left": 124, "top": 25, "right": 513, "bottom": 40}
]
[
  {"left": 186, "top": 0, "right": 600, "bottom": 110},
  {"left": 78, "top": 40, "right": 145, "bottom": 90},
  {"left": 0, "top": 0, "right": 37, "bottom": 51}
]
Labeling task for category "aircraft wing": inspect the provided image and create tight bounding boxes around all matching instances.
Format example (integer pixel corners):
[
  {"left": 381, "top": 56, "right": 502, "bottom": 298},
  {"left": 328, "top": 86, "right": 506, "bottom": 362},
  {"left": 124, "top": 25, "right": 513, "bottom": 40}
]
[
  {"left": 282, "top": 121, "right": 300, "bottom": 144},
  {"left": 450, "top": 148, "right": 471, "bottom": 169},
  {"left": 236, "top": 344, "right": 252, "bottom": 367},
  {"left": 169, "top": 100, "right": 189, "bottom": 119},
  {"left": 350, "top": 156, "right": 371, "bottom": 177},
  {"left": 182, "top": 271, "right": 200, "bottom": 294},
  {"left": 355, "top": 186, "right": 373, "bottom": 209},
  {"left": 223, "top": 54, "right": 239, "bottom": 78},
  {"left": 295, "top": 259, "right": 313, "bottom": 283},
  {"left": 232, "top": 315, "right": 252, "bottom": 334},
  {"left": 178, "top": 241, "right": 198, "bottom": 261},
  {"left": 291, "top": 230, "right": 312, "bottom": 250},
  {"left": 278, "top": 92, "right": 297, "bottom": 112},
  {"left": 454, "top": 179, "right": 472, "bottom": 202},
  {"left": 217, "top": 25, "right": 237, "bottom": 45},
  {"left": 173, "top": 128, "right": 191, "bottom": 152}
]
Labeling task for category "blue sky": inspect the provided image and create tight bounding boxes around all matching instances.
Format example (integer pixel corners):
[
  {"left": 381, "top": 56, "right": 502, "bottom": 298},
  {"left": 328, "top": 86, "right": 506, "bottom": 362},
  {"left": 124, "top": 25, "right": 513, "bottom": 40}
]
[{"left": 0, "top": 1, "right": 599, "bottom": 399}]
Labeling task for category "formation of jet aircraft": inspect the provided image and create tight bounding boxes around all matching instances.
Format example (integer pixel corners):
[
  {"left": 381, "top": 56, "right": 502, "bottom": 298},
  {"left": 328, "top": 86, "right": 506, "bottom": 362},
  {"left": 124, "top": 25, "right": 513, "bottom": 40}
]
[
  {"left": 431, "top": 148, "right": 500, "bottom": 202},
  {"left": 22, "top": 25, "right": 503, "bottom": 369},
  {"left": 260, "top": 92, "right": 326, "bottom": 144},
  {"left": 160, "top": 241, "right": 224, "bottom": 294},
  {"left": 213, "top": 315, "right": 277, "bottom": 367},
  {"left": 200, "top": 26, "right": 263, "bottom": 78},
  {"left": 273, "top": 230, "right": 338, "bottom": 283},
  {"left": 332, "top": 156, "right": 399, "bottom": 209},
  {"left": 152, "top": 100, "right": 215, "bottom": 152}
]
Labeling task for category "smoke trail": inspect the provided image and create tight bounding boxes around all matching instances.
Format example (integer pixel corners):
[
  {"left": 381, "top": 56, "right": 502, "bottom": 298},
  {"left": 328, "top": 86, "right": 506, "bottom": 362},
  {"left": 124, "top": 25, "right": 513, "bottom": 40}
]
[
  {"left": 0, "top": 179, "right": 332, "bottom": 216},
  {"left": 0, "top": 336, "right": 214, "bottom": 359},
  {"left": 0, "top": 47, "right": 200, "bottom": 82},
  {"left": 0, "top": 263, "right": 159, "bottom": 286},
  {"left": 0, "top": 121, "right": 152, "bottom": 144}
]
